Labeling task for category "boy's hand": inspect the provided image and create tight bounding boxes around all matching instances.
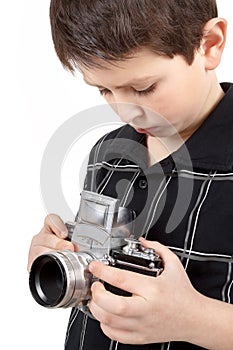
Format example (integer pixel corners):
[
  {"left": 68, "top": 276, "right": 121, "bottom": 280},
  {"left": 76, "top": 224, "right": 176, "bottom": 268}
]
[
  {"left": 88, "top": 238, "right": 201, "bottom": 344},
  {"left": 27, "top": 214, "right": 74, "bottom": 272}
]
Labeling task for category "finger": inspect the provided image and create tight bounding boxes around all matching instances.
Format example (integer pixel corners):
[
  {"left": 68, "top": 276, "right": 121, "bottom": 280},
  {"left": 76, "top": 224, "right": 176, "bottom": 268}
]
[
  {"left": 89, "top": 283, "right": 128, "bottom": 328},
  {"left": 89, "top": 261, "right": 154, "bottom": 297},
  {"left": 90, "top": 281, "right": 145, "bottom": 318},
  {"left": 44, "top": 214, "right": 68, "bottom": 238},
  {"left": 139, "top": 238, "right": 182, "bottom": 277},
  {"left": 90, "top": 296, "right": 139, "bottom": 331},
  {"left": 32, "top": 231, "right": 74, "bottom": 251},
  {"left": 27, "top": 247, "right": 55, "bottom": 272},
  {"left": 100, "top": 323, "right": 141, "bottom": 345},
  {"left": 139, "top": 238, "right": 179, "bottom": 265},
  {"left": 27, "top": 232, "right": 74, "bottom": 271}
]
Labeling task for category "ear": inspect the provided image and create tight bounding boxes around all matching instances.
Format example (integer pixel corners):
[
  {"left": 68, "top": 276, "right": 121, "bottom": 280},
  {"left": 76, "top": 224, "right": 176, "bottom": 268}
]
[{"left": 200, "top": 17, "right": 227, "bottom": 70}]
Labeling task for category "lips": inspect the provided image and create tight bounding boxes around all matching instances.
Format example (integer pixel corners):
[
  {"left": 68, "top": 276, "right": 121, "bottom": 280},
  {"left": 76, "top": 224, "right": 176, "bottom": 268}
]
[
  {"left": 135, "top": 128, "right": 147, "bottom": 134},
  {"left": 135, "top": 127, "right": 155, "bottom": 135}
]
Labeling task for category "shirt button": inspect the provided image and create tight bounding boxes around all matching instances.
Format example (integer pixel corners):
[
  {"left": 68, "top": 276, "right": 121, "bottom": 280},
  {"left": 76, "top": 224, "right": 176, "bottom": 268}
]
[{"left": 138, "top": 178, "right": 148, "bottom": 189}]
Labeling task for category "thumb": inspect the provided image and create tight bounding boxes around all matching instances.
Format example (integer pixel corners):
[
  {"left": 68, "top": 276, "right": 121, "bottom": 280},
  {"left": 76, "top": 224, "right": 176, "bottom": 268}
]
[{"left": 44, "top": 214, "right": 68, "bottom": 239}]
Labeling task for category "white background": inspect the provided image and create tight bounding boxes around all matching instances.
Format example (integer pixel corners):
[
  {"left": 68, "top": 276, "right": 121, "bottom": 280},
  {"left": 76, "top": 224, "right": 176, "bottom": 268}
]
[{"left": 0, "top": 1, "right": 232, "bottom": 349}]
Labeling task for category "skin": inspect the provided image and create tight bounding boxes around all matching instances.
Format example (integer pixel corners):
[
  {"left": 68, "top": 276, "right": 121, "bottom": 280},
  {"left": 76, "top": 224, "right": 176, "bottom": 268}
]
[
  {"left": 89, "top": 239, "right": 233, "bottom": 347},
  {"left": 81, "top": 49, "right": 224, "bottom": 164},
  {"left": 28, "top": 17, "right": 233, "bottom": 349}
]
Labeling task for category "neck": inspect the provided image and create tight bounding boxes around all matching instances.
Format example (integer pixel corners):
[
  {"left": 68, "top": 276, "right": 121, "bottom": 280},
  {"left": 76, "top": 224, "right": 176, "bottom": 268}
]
[
  {"left": 147, "top": 79, "right": 225, "bottom": 166},
  {"left": 181, "top": 78, "right": 224, "bottom": 142}
]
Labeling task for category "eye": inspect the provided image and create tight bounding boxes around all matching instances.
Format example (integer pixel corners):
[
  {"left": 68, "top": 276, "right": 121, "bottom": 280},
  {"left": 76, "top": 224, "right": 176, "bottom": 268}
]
[
  {"left": 135, "top": 84, "right": 157, "bottom": 96},
  {"left": 99, "top": 88, "right": 111, "bottom": 96}
]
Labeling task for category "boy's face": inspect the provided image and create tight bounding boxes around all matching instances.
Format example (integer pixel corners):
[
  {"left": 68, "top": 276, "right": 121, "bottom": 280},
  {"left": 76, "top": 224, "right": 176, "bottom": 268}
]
[{"left": 80, "top": 48, "right": 218, "bottom": 140}]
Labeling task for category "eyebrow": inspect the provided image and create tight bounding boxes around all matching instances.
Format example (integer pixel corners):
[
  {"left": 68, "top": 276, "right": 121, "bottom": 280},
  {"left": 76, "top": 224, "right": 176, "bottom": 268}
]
[{"left": 83, "top": 76, "right": 157, "bottom": 89}]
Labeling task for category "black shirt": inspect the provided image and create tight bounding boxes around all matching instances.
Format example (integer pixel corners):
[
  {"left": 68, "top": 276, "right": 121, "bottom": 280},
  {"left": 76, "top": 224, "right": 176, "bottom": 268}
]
[{"left": 65, "top": 83, "right": 233, "bottom": 350}]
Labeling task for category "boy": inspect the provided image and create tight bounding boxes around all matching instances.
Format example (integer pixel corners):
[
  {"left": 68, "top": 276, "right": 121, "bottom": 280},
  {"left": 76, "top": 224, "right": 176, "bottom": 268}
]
[{"left": 28, "top": 1, "right": 233, "bottom": 349}]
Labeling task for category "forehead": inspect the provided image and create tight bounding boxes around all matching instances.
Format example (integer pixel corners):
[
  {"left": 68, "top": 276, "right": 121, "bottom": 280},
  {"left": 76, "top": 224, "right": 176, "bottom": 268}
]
[{"left": 78, "top": 48, "right": 176, "bottom": 87}]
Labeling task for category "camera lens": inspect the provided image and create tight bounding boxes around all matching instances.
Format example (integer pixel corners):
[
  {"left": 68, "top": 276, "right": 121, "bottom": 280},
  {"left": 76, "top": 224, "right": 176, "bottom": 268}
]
[
  {"left": 29, "top": 255, "right": 67, "bottom": 307},
  {"left": 29, "top": 250, "right": 93, "bottom": 308}
]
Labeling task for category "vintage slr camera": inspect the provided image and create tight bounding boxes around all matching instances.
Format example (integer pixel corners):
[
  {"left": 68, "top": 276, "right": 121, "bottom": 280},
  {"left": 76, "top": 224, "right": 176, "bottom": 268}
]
[{"left": 29, "top": 191, "right": 163, "bottom": 312}]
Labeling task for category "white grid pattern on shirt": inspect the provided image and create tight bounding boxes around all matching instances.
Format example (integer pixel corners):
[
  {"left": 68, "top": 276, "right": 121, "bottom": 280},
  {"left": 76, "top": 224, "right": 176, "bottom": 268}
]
[{"left": 68, "top": 158, "right": 233, "bottom": 350}]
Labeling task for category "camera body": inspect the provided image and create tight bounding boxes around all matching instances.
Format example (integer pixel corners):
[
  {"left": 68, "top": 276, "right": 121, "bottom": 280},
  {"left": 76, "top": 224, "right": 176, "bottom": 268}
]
[{"left": 29, "top": 191, "right": 163, "bottom": 312}]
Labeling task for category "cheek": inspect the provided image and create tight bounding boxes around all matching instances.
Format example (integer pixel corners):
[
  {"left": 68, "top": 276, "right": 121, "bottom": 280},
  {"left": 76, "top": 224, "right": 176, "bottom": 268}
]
[
  {"left": 144, "top": 83, "right": 196, "bottom": 125},
  {"left": 144, "top": 97, "right": 183, "bottom": 125}
]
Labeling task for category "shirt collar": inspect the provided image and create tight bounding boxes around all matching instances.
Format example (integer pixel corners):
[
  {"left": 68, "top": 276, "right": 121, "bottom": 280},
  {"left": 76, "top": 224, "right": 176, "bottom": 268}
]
[
  {"left": 102, "top": 83, "right": 233, "bottom": 172},
  {"left": 175, "top": 83, "right": 233, "bottom": 171}
]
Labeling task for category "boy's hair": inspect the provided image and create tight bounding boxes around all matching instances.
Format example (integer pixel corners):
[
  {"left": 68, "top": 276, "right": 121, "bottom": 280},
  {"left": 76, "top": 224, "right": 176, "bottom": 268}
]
[{"left": 50, "top": 0, "right": 218, "bottom": 72}]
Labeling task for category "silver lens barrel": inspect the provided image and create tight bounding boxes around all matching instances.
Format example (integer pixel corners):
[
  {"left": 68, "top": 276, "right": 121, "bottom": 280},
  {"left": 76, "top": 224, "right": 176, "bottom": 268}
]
[{"left": 29, "top": 250, "right": 93, "bottom": 308}]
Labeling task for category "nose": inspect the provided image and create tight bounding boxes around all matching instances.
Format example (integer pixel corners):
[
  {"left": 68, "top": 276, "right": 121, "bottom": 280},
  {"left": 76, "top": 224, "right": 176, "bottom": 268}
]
[{"left": 110, "top": 94, "right": 144, "bottom": 124}]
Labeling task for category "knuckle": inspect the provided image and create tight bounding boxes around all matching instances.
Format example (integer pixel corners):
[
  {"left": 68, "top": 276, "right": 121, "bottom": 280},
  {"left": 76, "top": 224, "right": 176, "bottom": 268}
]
[
  {"left": 44, "top": 213, "right": 57, "bottom": 228},
  {"left": 101, "top": 312, "right": 113, "bottom": 326},
  {"left": 114, "top": 299, "right": 127, "bottom": 316}
]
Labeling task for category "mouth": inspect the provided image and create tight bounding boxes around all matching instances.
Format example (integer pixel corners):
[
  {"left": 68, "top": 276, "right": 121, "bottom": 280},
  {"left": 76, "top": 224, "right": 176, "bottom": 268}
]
[{"left": 134, "top": 127, "right": 155, "bottom": 135}]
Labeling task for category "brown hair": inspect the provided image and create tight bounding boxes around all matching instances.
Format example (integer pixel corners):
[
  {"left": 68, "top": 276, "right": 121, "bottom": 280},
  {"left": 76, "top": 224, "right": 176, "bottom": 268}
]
[{"left": 50, "top": 0, "right": 218, "bottom": 72}]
